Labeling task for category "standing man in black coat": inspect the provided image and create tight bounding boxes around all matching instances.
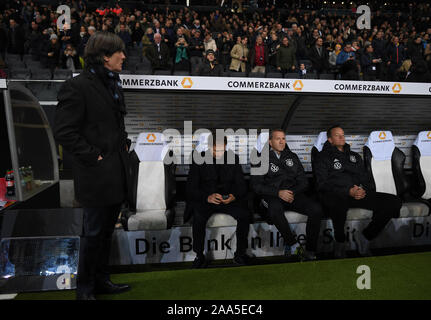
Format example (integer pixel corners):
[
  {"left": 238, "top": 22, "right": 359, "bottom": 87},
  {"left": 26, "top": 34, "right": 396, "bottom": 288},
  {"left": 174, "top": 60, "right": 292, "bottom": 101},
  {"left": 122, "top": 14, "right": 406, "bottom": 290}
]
[
  {"left": 186, "top": 133, "right": 251, "bottom": 268},
  {"left": 308, "top": 37, "right": 329, "bottom": 77},
  {"left": 314, "top": 126, "right": 402, "bottom": 258},
  {"left": 54, "top": 32, "right": 132, "bottom": 300},
  {"left": 250, "top": 130, "right": 323, "bottom": 261},
  {"left": 146, "top": 33, "right": 171, "bottom": 74}
]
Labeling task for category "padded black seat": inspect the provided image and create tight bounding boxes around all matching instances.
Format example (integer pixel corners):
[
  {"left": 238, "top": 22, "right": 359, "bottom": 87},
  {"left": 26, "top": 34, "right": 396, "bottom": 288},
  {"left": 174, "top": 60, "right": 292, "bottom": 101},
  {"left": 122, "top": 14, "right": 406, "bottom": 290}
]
[
  {"left": 363, "top": 131, "right": 429, "bottom": 217},
  {"left": 125, "top": 132, "right": 176, "bottom": 230},
  {"left": 411, "top": 131, "right": 431, "bottom": 201}
]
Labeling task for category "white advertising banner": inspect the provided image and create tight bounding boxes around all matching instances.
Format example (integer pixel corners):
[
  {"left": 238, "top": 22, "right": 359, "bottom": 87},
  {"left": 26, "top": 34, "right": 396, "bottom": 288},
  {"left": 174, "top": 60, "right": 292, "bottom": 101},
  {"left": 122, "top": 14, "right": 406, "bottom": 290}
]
[
  {"left": 119, "top": 75, "right": 431, "bottom": 96},
  {"left": 110, "top": 216, "right": 431, "bottom": 265},
  {"left": 0, "top": 79, "right": 6, "bottom": 89}
]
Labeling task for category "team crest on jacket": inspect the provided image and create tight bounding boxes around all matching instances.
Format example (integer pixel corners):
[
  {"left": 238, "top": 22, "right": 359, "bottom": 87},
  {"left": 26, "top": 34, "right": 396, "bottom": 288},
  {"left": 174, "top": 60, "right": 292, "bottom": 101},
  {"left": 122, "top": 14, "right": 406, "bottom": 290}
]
[
  {"left": 285, "top": 159, "right": 294, "bottom": 167},
  {"left": 333, "top": 161, "right": 342, "bottom": 170},
  {"left": 270, "top": 163, "right": 279, "bottom": 173},
  {"left": 350, "top": 155, "right": 357, "bottom": 163}
]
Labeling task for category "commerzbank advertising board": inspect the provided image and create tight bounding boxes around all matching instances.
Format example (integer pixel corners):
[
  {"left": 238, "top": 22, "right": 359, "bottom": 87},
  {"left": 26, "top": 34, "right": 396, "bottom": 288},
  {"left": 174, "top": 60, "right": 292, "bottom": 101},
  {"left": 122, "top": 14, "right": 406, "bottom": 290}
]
[{"left": 118, "top": 75, "right": 431, "bottom": 95}]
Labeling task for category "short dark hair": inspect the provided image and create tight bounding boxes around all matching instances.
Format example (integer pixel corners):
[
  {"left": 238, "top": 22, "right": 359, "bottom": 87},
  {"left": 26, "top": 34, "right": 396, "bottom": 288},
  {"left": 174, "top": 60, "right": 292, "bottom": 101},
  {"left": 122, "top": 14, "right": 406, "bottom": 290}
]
[
  {"left": 327, "top": 125, "right": 342, "bottom": 138},
  {"left": 269, "top": 129, "right": 285, "bottom": 140},
  {"left": 84, "top": 31, "right": 125, "bottom": 68}
]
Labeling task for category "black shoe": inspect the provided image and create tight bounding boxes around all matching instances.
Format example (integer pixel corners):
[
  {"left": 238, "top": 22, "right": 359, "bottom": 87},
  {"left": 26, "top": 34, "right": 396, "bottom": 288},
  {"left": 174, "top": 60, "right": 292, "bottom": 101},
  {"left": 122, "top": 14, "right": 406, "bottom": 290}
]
[
  {"left": 191, "top": 255, "right": 208, "bottom": 269},
  {"left": 233, "top": 254, "right": 252, "bottom": 266},
  {"left": 301, "top": 250, "right": 317, "bottom": 262},
  {"left": 94, "top": 280, "right": 131, "bottom": 295},
  {"left": 76, "top": 292, "right": 96, "bottom": 300}
]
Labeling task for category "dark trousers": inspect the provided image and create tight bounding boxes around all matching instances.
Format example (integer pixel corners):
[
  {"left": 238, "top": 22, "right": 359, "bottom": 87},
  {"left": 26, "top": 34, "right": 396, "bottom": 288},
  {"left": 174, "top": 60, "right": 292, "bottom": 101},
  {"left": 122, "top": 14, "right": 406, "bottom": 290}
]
[
  {"left": 191, "top": 202, "right": 250, "bottom": 257},
  {"left": 263, "top": 193, "right": 324, "bottom": 252},
  {"left": 320, "top": 191, "right": 402, "bottom": 243},
  {"left": 77, "top": 204, "right": 121, "bottom": 295}
]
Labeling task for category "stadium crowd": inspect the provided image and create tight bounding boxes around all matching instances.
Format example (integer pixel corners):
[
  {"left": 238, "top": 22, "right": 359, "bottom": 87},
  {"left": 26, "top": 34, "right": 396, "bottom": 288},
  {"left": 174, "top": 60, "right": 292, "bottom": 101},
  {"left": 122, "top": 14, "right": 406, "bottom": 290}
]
[{"left": 1, "top": 0, "right": 431, "bottom": 81}]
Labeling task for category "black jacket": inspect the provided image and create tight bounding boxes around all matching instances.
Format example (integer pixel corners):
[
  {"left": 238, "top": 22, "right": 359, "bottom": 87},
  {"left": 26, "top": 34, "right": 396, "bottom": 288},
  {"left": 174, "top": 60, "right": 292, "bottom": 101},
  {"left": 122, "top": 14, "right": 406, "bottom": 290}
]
[
  {"left": 250, "top": 145, "right": 308, "bottom": 198},
  {"left": 360, "top": 52, "right": 378, "bottom": 76},
  {"left": 308, "top": 45, "right": 329, "bottom": 72},
  {"left": 146, "top": 42, "right": 171, "bottom": 70},
  {"left": 186, "top": 150, "right": 248, "bottom": 205},
  {"left": 198, "top": 60, "right": 223, "bottom": 76},
  {"left": 314, "top": 141, "right": 371, "bottom": 196},
  {"left": 54, "top": 69, "right": 130, "bottom": 207}
]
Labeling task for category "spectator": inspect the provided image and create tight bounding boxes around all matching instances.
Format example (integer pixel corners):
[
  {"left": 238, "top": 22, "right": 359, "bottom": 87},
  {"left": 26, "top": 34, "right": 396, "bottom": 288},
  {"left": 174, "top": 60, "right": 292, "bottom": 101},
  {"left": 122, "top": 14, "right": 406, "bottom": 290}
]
[
  {"left": 118, "top": 24, "right": 132, "bottom": 48},
  {"left": 386, "top": 36, "right": 406, "bottom": 81},
  {"left": 61, "top": 43, "right": 80, "bottom": 71},
  {"left": 174, "top": 36, "right": 190, "bottom": 72},
  {"left": 361, "top": 44, "right": 382, "bottom": 81},
  {"left": 198, "top": 49, "right": 223, "bottom": 76},
  {"left": 218, "top": 31, "right": 234, "bottom": 70},
  {"left": 189, "top": 30, "right": 204, "bottom": 59},
  {"left": 7, "top": 18, "right": 25, "bottom": 55},
  {"left": 248, "top": 35, "right": 268, "bottom": 74},
  {"left": 146, "top": 33, "right": 171, "bottom": 73},
  {"left": 141, "top": 28, "right": 154, "bottom": 58},
  {"left": 131, "top": 22, "right": 144, "bottom": 47},
  {"left": 268, "top": 33, "right": 280, "bottom": 71},
  {"left": 203, "top": 32, "right": 217, "bottom": 55},
  {"left": 229, "top": 36, "right": 249, "bottom": 73},
  {"left": 408, "top": 36, "right": 425, "bottom": 62},
  {"left": 276, "top": 36, "right": 296, "bottom": 75},
  {"left": 25, "top": 20, "right": 43, "bottom": 60},
  {"left": 41, "top": 33, "right": 60, "bottom": 71},
  {"left": 298, "top": 63, "right": 308, "bottom": 79},
  {"left": 329, "top": 43, "right": 342, "bottom": 69},
  {"left": 405, "top": 59, "right": 431, "bottom": 82},
  {"left": 308, "top": 37, "right": 329, "bottom": 76},
  {"left": 336, "top": 43, "right": 358, "bottom": 80}
]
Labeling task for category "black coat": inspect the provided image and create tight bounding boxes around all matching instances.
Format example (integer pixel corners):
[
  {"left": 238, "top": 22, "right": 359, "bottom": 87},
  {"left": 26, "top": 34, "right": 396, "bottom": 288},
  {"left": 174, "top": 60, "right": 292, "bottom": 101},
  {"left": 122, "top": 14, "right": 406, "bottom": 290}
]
[
  {"left": 250, "top": 145, "right": 308, "bottom": 198},
  {"left": 308, "top": 45, "right": 329, "bottom": 72},
  {"left": 314, "top": 141, "right": 371, "bottom": 196},
  {"left": 146, "top": 42, "right": 171, "bottom": 70},
  {"left": 198, "top": 60, "right": 223, "bottom": 76},
  {"left": 54, "top": 70, "right": 130, "bottom": 207},
  {"left": 186, "top": 150, "right": 248, "bottom": 205}
]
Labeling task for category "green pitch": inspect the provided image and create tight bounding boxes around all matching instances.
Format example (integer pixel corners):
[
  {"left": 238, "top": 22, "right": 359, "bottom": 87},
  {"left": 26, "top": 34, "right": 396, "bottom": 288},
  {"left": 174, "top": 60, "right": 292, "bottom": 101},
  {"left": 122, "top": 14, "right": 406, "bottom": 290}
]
[{"left": 15, "top": 252, "right": 431, "bottom": 300}]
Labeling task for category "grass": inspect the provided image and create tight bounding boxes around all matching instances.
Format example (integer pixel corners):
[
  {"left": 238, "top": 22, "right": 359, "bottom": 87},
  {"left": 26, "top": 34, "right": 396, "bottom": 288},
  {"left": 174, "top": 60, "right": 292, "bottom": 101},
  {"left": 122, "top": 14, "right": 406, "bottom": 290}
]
[{"left": 15, "top": 252, "right": 431, "bottom": 300}]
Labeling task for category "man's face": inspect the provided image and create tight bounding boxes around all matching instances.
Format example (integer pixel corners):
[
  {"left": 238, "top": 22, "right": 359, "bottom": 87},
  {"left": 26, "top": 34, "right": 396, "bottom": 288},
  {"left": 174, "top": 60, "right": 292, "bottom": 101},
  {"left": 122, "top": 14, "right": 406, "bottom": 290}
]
[
  {"left": 269, "top": 131, "right": 286, "bottom": 153},
  {"left": 344, "top": 44, "right": 352, "bottom": 52},
  {"left": 367, "top": 45, "right": 374, "bottom": 53},
  {"left": 282, "top": 38, "right": 288, "bottom": 46},
  {"left": 211, "top": 143, "right": 226, "bottom": 159},
  {"left": 241, "top": 37, "right": 247, "bottom": 45},
  {"left": 328, "top": 127, "right": 345, "bottom": 148},
  {"left": 316, "top": 38, "right": 323, "bottom": 46},
  {"left": 415, "top": 37, "right": 422, "bottom": 44},
  {"left": 256, "top": 36, "right": 262, "bottom": 45},
  {"left": 207, "top": 53, "right": 215, "bottom": 62},
  {"left": 10, "top": 19, "right": 16, "bottom": 28},
  {"left": 120, "top": 25, "right": 125, "bottom": 32},
  {"left": 104, "top": 51, "right": 126, "bottom": 73},
  {"left": 154, "top": 34, "right": 161, "bottom": 44}
]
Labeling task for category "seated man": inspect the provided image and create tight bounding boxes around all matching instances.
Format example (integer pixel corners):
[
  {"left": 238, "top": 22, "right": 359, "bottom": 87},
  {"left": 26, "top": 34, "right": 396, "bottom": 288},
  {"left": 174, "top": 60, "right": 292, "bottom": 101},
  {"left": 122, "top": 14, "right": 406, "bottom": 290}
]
[
  {"left": 314, "top": 125, "right": 402, "bottom": 258},
  {"left": 250, "top": 129, "right": 323, "bottom": 261},
  {"left": 186, "top": 133, "right": 251, "bottom": 268},
  {"left": 198, "top": 49, "right": 223, "bottom": 76}
]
